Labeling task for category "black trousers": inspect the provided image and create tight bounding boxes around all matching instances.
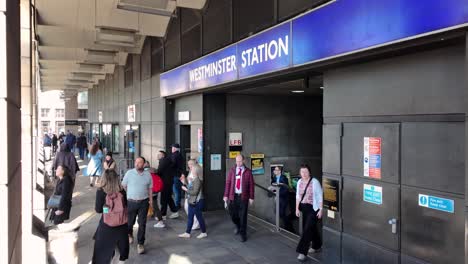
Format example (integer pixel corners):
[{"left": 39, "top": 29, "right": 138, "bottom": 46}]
[
  {"left": 229, "top": 195, "right": 249, "bottom": 237},
  {"left": 152, "top": 193, "right": 163, "bottom": 220},
  {"left": 296, "top": 204, "right": 322, "bottom": 255},
  {"left": 160, "top": 187, "right": 178, "bottom": 216},
  {"left": 92, "top": 221, "right": 129, "bottom": 263},
  {"left": 127, "top": 199, "right": 149, "bottom": 245}
]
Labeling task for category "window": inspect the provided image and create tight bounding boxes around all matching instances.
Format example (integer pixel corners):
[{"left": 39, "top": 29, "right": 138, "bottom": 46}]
[
  {"left": 56, "top": 121, "right": 65, "bottom": 134},
  {"left": 55, "top": 109, "right": 65, "bottom": 118},
  {"left": 41, "top": 108, "right": 50, "bottom": 118},
  {"left": 78, "top": 109, "right": 88, "bottom": 119},
  {"left": 41, "top": 121, "right": 50, "bottom": 134}
]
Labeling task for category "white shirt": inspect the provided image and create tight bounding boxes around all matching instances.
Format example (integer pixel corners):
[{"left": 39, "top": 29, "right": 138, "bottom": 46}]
[{"left": 235, "top": 166, "right": 244, "bottom": 194}]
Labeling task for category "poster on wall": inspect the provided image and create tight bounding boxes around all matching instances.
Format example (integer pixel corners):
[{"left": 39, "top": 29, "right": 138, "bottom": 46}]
[
  {"left": 229, "top": 151, "right": 241, "bottom": 159},
  {"left": 251, "top": 153, "right": 265, "bottom": 175},
  {"left": 323, "top": 178, "right": 340, "bottom": 212},
  {"left": 127, "top": 104, "right": 136, "bottom": 123},
  {"left": 197, "top": 128, "right": 203, "bottom": 153},
  {"left": 363, "top": 137, "right": 382, "bottom": 179},
  {"left": 210, "top": 154, "right": 221, "bottom": 171},
  {"left": 270, "top": 164, "right": 284, "bottom": 183},
  {"left": 98, "top": 111, "right": 103, "bottom": 123}
]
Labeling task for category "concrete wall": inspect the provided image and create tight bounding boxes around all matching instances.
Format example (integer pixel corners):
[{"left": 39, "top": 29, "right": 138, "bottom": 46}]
[
  {"left": 0, "top": 0, "right": 22, "bottom": 263},
  {"left": 225, "top": 94, "right": 323, "bottom": 223},
  {"left": 322, "top": 44, "right": 466, "bottom": 264},
  {"left": 88, "top": 41, "right": 166, "bottom": 167}
]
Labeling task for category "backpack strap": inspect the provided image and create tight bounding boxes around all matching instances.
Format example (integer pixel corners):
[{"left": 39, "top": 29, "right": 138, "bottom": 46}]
[{"left": 299, "top": 178, "right": 312, "bottom": 204}]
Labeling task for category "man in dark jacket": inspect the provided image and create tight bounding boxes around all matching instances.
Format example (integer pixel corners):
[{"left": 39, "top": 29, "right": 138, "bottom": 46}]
[
  {"left": 223, "top": 154, "right": 255, "bottom": 242},
  {"left": 52, "top": 134, "right": 58, "bottom": 154},
  {"left": 170, "top": 143, "right": 184, "bottom": 212},
  {"left": 269, "top": 166, "right": 294, "bottom": 232},
  {"left": 65, "top": 130, "right": 77, "bottom": 154},
  {"left": 156, "top": 150, "right": 178, "bottom": 219},
  {"left": 53, "top": 143, "right": 80, "bottom": 182},
  {"left": 76, "top": 133, "right": 87, "bottom": 160}
]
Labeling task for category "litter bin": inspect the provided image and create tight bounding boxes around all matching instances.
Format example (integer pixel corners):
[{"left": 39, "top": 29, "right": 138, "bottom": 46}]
[{"left": 47, "top": 223, "right": 80, "bottom": 264}]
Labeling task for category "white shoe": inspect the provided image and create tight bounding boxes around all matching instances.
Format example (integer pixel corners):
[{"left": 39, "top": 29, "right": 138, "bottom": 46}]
[
  {"left": 308, "top": 247, "right": 321, "bottom": 254},
  {"left": 196, "top": 233, "right": 207, "bottom": 239},
  {"left": 154, "top": 221, "right": 165, "bottom": 228},
  {"left": 169, "top": 212, "right": 179, "bottom": 219},
  {"left": 297, "top": 254, "right": 306, "bottom": 261},
  {"left": 178, "top": 232, "right": 190, "bottom": 238}
]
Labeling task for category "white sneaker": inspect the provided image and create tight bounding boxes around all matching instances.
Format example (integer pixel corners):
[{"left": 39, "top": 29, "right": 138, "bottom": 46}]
[
  {"left": 178, "top": 232, "right": 191, "bottom": 238},
  {"left": 169, "top": 212, "right": 179, "bottom": 219},
  {"left": 308, "top": 247, "right": 321, "bottom": 254},
  {"left": 154, "top": 221, "right": 165, "bottom": 228},
  {"left": 297, "top": 254, "right": 306, "bottom": 261},
  {"left": 196, "top": 233, "right": 207, "bottom": 239}
]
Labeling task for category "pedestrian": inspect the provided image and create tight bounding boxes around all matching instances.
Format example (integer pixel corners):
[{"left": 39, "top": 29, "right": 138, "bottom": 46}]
[
  {"left": 58, "top": 131, "right": 65, "bottom": 145},
  {"left": 65, "top": 130, "right": 77, "bottom": 154},
  {"left": 51, "top": 165, "right": 74, "bottom": 225},
  {"left": 122, "top": 157, "right": 153, "bottom": 254},
  {"left": 52, "top": 142, "right": 79, "bottom": 182},
  {"left": 181, "top": 159, "right": 200, "bottom": 231},
  {"left": 178, "top": 163, "right": 207, "bottom": 239},
  {"left": 76, "top": 133, "right": 87, "bottom": 160},
  {"left": 149, "top": 167, "right": 165, "bottom": 228},
  {"left": 295, "top": 164, "right": 323, "bottom": 262},
  {"left": 223, "top": 154, "right": 255, "bottom": 242},
  {"left": 103, "top": 152, "right": 116, "bottom": 170},
  {"left": 171, "top": 143, "right": 184, "bottom": 211},
  {"left": 156, "top": 150, "right": 179, "bottom": 220},
  {"left": 91, "top": 169, "right": 129, "bottom": 264},
  {"left": 268, "top": 166, "right": 294, "bottom": 232},
  {"left": 87, "top": 141, "right": 103, "bottom": 187},
  {"left": 52, "top": 134, "right": 58, "bottom": 155}
]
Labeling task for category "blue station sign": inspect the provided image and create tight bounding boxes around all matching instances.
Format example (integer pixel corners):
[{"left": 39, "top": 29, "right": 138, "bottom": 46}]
[{"left": 160, "top": 0, "right": 468, "bottom": 97}]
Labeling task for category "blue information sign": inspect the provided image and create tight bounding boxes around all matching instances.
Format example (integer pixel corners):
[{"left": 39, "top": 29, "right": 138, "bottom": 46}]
[
  {"left": 418, "top": 194, "right": 454, "bottom": 213},
  {"left": 363, "top": 184, "right": 382, "bottom": 205}
]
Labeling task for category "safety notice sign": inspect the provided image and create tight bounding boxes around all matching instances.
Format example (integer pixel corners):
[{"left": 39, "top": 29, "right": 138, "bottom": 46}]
[
  {"left": 364, "top": 137, "right": 381, "bottom": 179},
  {"left": 418, "top": 194, "right": 454, "bottom": 213},
  {"left": 363, "top": 184, "right": 382, "bottom": 205}
]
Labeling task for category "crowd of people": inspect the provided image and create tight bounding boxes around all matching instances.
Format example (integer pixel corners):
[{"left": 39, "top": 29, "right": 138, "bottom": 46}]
[{"left": 47, "top": 130, "right": 323, "bottom": 263}]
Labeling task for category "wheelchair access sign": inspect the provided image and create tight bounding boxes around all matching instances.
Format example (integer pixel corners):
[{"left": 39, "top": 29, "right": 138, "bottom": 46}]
[{"left": 418, "top": 194, "right": 454, "bottom": 213}]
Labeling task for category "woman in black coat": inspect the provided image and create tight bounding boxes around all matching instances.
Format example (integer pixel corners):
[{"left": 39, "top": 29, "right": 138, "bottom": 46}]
[
  {"left": 92, "top": 169, "right": 129, "bottom": 264},
  {"left": 52, "top": 165, "right": 74, "bottom": 225}
]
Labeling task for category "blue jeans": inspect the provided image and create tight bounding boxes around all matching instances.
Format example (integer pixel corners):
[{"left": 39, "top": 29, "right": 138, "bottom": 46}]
[
  {"left": 173, "top": 176, "right": 182, "bottom": 209},
  {"left": 186, "top": 199, "right": 206, "bottom": 234},
  {"left": 78, "top": 147, "right": 85, "bottom": 160}
]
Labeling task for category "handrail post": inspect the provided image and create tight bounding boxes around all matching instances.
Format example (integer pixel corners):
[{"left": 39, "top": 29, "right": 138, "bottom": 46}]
[{"left": 273, "top": 185, "right": 280, "bottom": 232}]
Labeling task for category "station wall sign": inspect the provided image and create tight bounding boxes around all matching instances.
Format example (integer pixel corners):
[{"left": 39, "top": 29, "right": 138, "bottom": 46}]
[
  {"left": 229, "top": 133, "right": 243, "bottom": 146},
  {"left": 363, "top": 184, "right": 382, "bottom": 205},
  {"left": 363, "top": 137, "right": 382, "bottom": 179},
  {"left": 418, "top": 194, "right": 454, "bottom": 213},
  {"left": 161, "top": 0, "right": 468, "bottom": 97}
]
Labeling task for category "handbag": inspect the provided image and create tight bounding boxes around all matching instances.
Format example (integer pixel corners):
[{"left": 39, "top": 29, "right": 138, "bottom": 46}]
[
  {"left": 298, "top": 178, "right": 312, "bottom": 212},
  {"left": 47, "top": 181, "right": 61, "bottom": 209},
  {"left": 47, "top": 194, "right": 61, "bottom": 209}
]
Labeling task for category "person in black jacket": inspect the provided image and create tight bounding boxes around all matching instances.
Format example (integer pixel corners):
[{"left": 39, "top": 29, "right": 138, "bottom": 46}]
[
  {"left": 269, "top": 166, "right": 294, "bottom": 232},
  {"left": 92, "top": 169, "right": 129, "bottom": 264},
  {"left": 157, "top": 150, "right": 178, "bottom": 219},
  {"left": 52, "top": 134, "right": 58, "bottom": 155},
  {"left": 53, "top": 143, "right": 79, "bottom": 183},
  {"left": 52, "top": 165, "right": 74, "bottom": 225},
  {"left": 171, "top": 143, "right": 184, "bottom": 212},
  {"left": 76, "top": 133, "right": 87, "bottom": 160}
]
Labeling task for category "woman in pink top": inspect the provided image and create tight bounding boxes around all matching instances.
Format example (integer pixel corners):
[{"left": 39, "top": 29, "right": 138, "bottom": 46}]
[{"left": 295, "top": 164, "right": 323, "bottom": 262}]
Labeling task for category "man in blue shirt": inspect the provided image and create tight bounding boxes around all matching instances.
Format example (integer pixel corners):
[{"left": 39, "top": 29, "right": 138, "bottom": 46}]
[{"left": 122, "top": 157, "right": 153, "bottom": 254}]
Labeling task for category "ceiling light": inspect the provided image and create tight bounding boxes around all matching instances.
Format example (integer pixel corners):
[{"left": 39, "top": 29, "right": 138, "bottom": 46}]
[
  {"left": 291, "top": 90, "right": 305, "bottom": 93},
  {"left": 95, "top": 27, "right": 137, "bottom": 47},
  {"left": 117, "top": 0, "right": 175, "bottom": 16},
  {"left": 320, "top": 86, "right": 324, "bottom": 89}
]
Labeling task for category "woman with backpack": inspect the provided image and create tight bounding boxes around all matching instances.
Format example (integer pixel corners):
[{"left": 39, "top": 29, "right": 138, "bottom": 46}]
[
  {"left": 295, "top": 164, "right": 323, "bottom": 262},
  {"left": 149, "top": 167, "right": 165, "bottom": 228},
  {"left": 178, "top": 163, "right": 207, "bottom": 239},
  {"left": 87, "top": 141, "right": 103, "bottom": 187},
  {"left": 92, "top": 169, "right": 129, "bottom": 264}
]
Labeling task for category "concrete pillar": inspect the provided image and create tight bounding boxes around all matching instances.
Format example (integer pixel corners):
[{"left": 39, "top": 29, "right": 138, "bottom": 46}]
[
  {"left": 0, "top": 0, "right": 22, "bottom": 263},
  {"left": 65, "top": 94, "right": 79, "bottom": 133}
]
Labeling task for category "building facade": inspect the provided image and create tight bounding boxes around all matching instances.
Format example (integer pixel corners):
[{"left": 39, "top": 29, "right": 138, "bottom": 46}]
[{"left": 87, "top": 1, "right": 468, "bottom": 263}]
